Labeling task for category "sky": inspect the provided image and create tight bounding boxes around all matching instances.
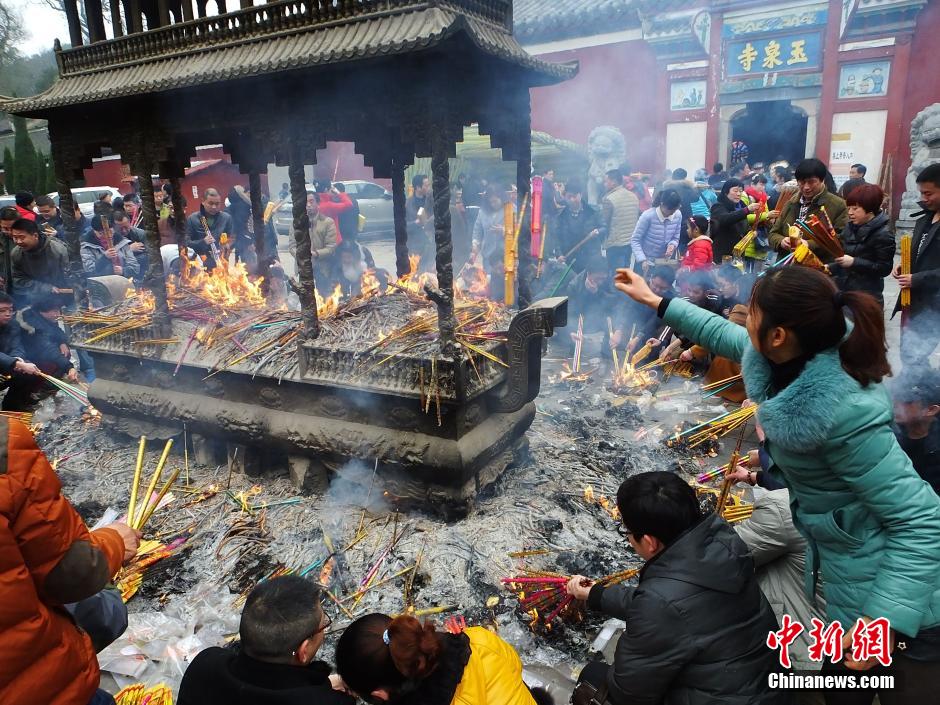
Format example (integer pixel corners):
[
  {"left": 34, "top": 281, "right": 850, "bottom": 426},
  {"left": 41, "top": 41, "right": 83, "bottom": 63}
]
[{"left": 9, "top": 0, "right": 73, "bottom": 56}]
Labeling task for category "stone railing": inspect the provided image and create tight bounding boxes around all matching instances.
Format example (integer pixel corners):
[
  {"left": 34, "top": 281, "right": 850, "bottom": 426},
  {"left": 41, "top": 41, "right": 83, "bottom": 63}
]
[{"left": 59, "top": 0, "right": 512, "bottom": 75}]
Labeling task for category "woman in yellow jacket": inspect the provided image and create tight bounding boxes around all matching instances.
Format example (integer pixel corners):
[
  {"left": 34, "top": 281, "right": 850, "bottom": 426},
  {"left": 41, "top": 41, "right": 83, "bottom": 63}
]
[{"left": 335, "top": 614, "right": 546, "bottom": 705}]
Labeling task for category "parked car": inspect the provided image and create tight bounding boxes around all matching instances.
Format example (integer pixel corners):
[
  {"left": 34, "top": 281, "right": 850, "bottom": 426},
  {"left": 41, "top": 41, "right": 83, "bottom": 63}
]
[
  {"left": 272, "top": 180, "right": 393, "bottom": 242},
  {"left": 0, "top": 195, "right": 15, "bottom": 210},
  {"left": 47, "top": 186, "right": 123, "bottom": 218}
]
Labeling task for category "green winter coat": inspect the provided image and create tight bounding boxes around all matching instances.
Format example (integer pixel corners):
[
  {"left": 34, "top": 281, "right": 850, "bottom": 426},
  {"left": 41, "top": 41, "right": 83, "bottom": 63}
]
[{"left": 663, "top": 297, "right": 940, "bottom": 638}]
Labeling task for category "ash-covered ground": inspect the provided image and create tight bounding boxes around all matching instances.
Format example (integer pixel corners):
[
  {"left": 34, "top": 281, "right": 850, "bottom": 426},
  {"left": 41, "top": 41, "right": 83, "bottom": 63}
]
[{"left": 38, "top": 352, "right": 741, "bottom": 699}]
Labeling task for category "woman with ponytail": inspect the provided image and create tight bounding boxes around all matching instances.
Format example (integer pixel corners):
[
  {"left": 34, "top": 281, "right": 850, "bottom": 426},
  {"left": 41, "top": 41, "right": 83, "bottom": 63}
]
[
  {"left": 615, "top": 265, "right": 940, "bottom": 702},
  {"left": 335, "top": 614, "right": 546, "bottom": 705}
]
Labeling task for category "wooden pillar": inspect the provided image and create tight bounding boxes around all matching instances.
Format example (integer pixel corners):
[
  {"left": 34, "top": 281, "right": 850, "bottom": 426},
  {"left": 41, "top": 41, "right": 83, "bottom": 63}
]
[
  {"left": 138, "top": 176, "right": 172, "bottom": 336},
  {"left": 248, "top": 170, "right": 267, "bottom": 264},
  {"left": 288, "top": 144, "right": 320, "bottom": 339},
  {"left": 111, "top": 0, "right": 124, "bottom": 37},
  {"left": 391, "top": 156, "right": 410, "bottom": 278},
  {"left": 181, "top": 0, "right": 194, "bottom": 22},
  {"left": 429, "top": 130, "right": 457, "bottom": 354},
  {"left": 515, "top": 94, "right": 533, "bottom": 309},
  {"left": 51, "top": 147, "right": 86, "bottom": 305},
  {"left": 157, "top": 0, "right": 171, "bottom": 27},
  {"left": 704, "top": 11, "right": 723, "bottom": 168},
  {"left": 85, "top": 0, "right": 107, "bottom": 42},
  {"left": 168, "top": 177, "right": 186, "bottom": 249},
  {"left": 128, "top": 0, "right": 143, "bottom": 33},
  {"left": 64, "top": 0, "right": 84, "bottom": 46}
]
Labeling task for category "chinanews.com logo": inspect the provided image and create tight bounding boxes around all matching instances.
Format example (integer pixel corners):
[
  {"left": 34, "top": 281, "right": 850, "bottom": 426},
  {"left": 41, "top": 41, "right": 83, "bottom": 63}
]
[{"left": 765, "top": 615, "right": 897, "bottom": 691}]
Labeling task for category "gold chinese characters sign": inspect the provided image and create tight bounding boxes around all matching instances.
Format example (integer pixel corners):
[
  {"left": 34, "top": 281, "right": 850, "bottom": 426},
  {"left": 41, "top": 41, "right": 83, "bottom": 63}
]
[{"left": 726, "top": 32, "right": 822, "bottom": 77}]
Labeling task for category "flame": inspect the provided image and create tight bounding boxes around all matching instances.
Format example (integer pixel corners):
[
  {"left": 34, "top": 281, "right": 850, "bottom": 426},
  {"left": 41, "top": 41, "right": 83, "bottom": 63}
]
[
  {"left": 168, "top": 259, "right": 265, "bottom": 309},
  {"left": 316, "top": 284, "right": 344, "bottom": 318},
  {"left": 360, "top": 269, "right": 382, "bottom": 298},
  {"left": 584, "top": 485, "right": 595, "bottom": 502}
]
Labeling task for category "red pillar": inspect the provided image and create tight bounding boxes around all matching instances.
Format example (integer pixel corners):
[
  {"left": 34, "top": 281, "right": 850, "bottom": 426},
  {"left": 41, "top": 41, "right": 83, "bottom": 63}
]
[
  {"left": 884, "top": 35, "right": 912, "bottom": 216},
  {"left": 814, "top": 0, "right": 844, "bottom": 162},
  {"left": 704, "top": 12, "right": 723, "bottom": 168}
]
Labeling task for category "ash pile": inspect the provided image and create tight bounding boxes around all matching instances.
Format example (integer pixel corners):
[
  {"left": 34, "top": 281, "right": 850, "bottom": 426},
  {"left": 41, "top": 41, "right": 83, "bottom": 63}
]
[{"left": 36, "top": 336, "right": 745, "bottom": 698}]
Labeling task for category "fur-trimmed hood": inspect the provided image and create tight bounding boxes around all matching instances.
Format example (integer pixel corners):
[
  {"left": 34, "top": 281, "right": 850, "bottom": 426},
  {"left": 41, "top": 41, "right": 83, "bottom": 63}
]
[{"left": 742, "top": 344, "right": 860, "bottom": 451}]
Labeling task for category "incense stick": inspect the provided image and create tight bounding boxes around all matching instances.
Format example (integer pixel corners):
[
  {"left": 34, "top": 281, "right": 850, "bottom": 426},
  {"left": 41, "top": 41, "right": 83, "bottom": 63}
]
[{"left": 128, "top": 436, "right": 147, "bottom": 527}]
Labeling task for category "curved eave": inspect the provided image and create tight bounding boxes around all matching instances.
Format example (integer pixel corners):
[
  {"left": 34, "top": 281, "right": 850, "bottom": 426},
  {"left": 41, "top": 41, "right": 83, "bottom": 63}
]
[{"left": 0, "top": 9, "right": 575, "bottom": 119}]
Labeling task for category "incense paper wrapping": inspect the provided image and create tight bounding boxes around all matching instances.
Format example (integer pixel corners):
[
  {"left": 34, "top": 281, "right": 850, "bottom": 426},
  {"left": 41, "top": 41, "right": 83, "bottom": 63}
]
[
  {"left": 503, "top": 202, "right": 516, "bottom": 307},
  {"left": 530, "top": 176, "right": 543, "bottom": 258}
]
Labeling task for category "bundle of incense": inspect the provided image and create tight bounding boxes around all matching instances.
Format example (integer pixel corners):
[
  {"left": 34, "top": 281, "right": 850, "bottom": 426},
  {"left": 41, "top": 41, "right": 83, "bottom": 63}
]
[
  {"left": 722, "top": 505, "right": 755, "bottom": 523},
  {"left": 696, "top": 459, "right": 741, "bottom": 484},
  {"left": 200, "top": 215, "right": 223, "bottom": 264},
  {"left": 702, "top": 374, "right": 743, "bottom": 392},
  {"left": 607, "top": 317, "right": 620, "bottom": 373},
  {"left": 667, "top": 405, "right": 757, "bottom": 449},
  {"left": 775, "top": 185, "right": 799, "bottom": 215},
  {"left": 792, "top": 242, "right": 828, "bottom": 273},
  {"left": 127, "top": 439, "right": 178, "bottom": 531},
  {"left": 900, "top": 235, "right": 912, "bottom": 309},
  {"left": 799, "top": 215, "right": 844, "bottom": 258},
  {"left": 715, "top": 417, "right": 751, "bottom": 515},
  {"left": 573, "top": 314, "right": 584, "bottom": 372},
  {"left": 535, "top": 220, "right": 548, "bottom": 278},
  {"left": 631, "top": 342, "right": 652, "bottom": 366},
  {"left": 0, "top": 411, "right": 33, "bottom": 424},
  {"left": 503, "top": 201, "right": 517, "bottom": 307},
  {"left": 38, "top": 372, "right": 89, "bottom": 407}
]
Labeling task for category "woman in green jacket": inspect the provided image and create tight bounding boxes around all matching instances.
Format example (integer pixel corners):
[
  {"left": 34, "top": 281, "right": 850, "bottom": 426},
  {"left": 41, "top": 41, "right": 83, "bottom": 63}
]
[{"left": 614, "top": 265, "right": 940, "bottom": 702}]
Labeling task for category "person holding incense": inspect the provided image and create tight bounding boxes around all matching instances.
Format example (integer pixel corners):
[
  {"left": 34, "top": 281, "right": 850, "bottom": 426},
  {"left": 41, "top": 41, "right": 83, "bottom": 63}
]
[
  {"left": 0, "top": 417, "right": 140, "bottom": 705},
  {"left": 554, "top": 178, "right": 604, "bottom": 273},
  {"left": 470, "top": 186, "right": 507, "bottom": 276},
  {"left": 614, "top": 265, "right": 940, "bottom": 700},
  {"left": 630, "top": 189, "right": 681, "bottom": 273},
  {"left": 827, "top": 184, "right": 894, "bottom": 308},
  {"left": 892, "top": 162, "right": 940, "bottom": 366},
  {"left": 16, "top": 293, "right": 78, "bottom": 385},
  {"left": 562, "top": 255, "right": 625, "bottom": 361},
  {"left": 178, "top": 575, "right": 351, "bottom": 705},
  {"left": 9, "top": 217, "right": 72, "bottom": 308},
  {"left": 708, "top": 178, "right": 762, "bottom": 262},
  {"left": 566, "top": 471, "right": 784, "bottom": 705},
  {"left": 80, "top": 215, "right": 141, "bottom": 281},
  {"left": 768, "top": 158, "right": 847, "bottom": 259},
  {"left": 335, "top": 611, "right": 547, "bottom": 705},
  {"left": 184, "top": 187, "right": 234, "bottom": 271}
]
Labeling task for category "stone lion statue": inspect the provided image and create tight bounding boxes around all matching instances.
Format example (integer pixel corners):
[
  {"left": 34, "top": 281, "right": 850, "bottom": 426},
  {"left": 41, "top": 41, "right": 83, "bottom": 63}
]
[
  {"left": 900, "top": 103, "right": 940, "bottom": 222},
  {"left": 586, "top": 126, "right": 627, "bottom": 204}
]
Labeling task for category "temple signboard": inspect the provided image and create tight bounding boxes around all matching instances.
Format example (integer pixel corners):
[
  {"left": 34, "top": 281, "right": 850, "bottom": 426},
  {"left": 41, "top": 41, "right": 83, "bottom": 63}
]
[{"left": 723, "top": 4, "right": 826, "bottom": 79}]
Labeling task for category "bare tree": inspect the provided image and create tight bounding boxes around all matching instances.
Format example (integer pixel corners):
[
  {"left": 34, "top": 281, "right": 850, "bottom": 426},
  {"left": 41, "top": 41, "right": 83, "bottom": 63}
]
[
  {"left": 31, "top": 0, "right": 112, "bottom": 44},
  {"left": 0, "top": 0, "right": 24, "bottom": 65}
]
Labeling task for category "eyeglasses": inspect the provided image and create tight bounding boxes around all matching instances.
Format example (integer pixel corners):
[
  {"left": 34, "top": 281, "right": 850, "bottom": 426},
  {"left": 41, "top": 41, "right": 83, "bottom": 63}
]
[{"left": 313, "top": 611, "right": 332, "bottom": 636}]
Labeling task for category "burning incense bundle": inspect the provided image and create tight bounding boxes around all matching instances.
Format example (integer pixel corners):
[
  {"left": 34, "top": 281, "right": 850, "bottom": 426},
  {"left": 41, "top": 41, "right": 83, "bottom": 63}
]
[
  {"left": 630, "top": 342, "right": 652, "bottom": 367},
  {"left": 502, "top": 567, "right": 640, "bottom": 629},
  {"left": 900, "top": 234, "right": 912, "bottom": 309},
  {"left": 666, "top": 404, "right": 758, "bottom": 450},
  {"left": 696, "top": 458, "right": 741, "bottom": 484},
  {"left": 573, "top": 314, "right": 584, "bottom": 372},
  {"left": 607, "top": 317, "right": 620, "bottom": 373}
]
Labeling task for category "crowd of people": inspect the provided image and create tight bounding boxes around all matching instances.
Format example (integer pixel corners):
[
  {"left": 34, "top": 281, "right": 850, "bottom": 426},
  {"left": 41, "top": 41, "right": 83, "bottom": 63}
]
[{"left": 1, "top": 151, "right": 938, "bottom": 705}]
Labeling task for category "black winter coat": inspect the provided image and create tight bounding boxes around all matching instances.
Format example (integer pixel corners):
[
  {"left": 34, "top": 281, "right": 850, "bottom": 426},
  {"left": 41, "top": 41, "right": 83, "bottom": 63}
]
[
  {"left": 587, "top": 513, "right": 786, "bottom": 705},
  {"left": 709, "top": 197, "right": 750, "bottom": 262},
  {"left": 554, "top": 204, "right": 603, "bottom": 270},
  {"left": 177, "top": 648, "right": 353, "bottom": 705},
  {"left": 0, "top": 320, "right": 26, "bottom": 375},
  {"left": 894, "top": 205, "right": 940, "bottom": 319},
  {"left": 830, "top": 212, "right": 895, "bottom": 305},
  {"left": 16, "top": 307, "right": 72, "bottom": 372}
]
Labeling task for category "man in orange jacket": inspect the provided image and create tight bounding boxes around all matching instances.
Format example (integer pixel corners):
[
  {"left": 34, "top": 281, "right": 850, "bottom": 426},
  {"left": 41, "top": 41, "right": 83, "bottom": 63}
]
[{"left": 0, "top": 417, "right": 140, "bottom": 705}]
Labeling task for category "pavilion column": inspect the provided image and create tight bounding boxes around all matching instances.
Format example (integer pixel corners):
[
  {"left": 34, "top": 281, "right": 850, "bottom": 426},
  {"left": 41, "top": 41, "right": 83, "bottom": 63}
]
[
  {"left": 111, "top": 0, "right": 124, "bottom": 37},
  {"left": 288, "top": 143, "right": 320, "bottom": 340},
  {"left": 137, "top": 176, "right": 172, "bottom": 336},
  {"left": 248, "top": 170, "right": 267, "bottom": 266},
  {"left": 168, "top": 177, "right": 187, "bottom": 250},
  {"left": 391, "top": 156, "right": 410, "bottom": 278},
  {"left": 180, "top": 0, "right": 194, "bottom": 22},
  {"left": 429, "top": 130, "right": 457, "bottom": 354},
  {"left": 128, "top": 0, "right": 143, "bottom": 33},
  {"left": 85, "top": 0, "right": 107, "bottom": 42},
  {"left": 64, "top": 0, "right": 84, "bottom": 46},
  {"left": 157, "top": 0, "right": 170, "bottom": 27},
  {"left": 515, "top": 93, "right": 533, "bottom": 308},
  {"left": 51, "top": 144, "right": 86, "bottom": 305}
]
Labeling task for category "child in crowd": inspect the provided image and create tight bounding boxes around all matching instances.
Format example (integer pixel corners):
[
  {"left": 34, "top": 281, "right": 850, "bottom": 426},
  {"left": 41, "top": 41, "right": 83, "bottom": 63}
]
[{"left": 680, "top": 216, "right": 713, "bottom": 270}]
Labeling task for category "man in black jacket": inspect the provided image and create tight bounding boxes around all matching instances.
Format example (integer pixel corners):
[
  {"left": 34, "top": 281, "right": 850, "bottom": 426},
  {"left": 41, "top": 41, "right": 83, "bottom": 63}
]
[
  {"left": 178, "top": 575, "right": 352, "bottom": 705},
  {"left": 554, "top": 179, "right": 604, "bottom": 273},
  {"left": 10, "top": 218, "right": 72, "bottom": 308},
  {"left": 0, "top": 292, "right": 43, "bottom": 411},
  {"left": 567, "top": 471, "right": 786, "bottom": 705},
  {"left": 893, "top": 371, "right": 940, "bottom": 496},
  {"left": 894, "top": 163, "right": 940, "bottom": 366},
  {"left": 185, "top": 188, "right": 234, "bottom": 271},
  {"left": 16, "top": 294, "right": 77, "bottom": 382}
]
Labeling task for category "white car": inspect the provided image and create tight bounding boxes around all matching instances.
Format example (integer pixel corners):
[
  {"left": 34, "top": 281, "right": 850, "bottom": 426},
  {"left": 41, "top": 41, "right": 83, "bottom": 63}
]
[
  {"left": 272, "top": 180, "right": 393, "bottom": 241},
  {"left": 48, "top": 186, "right": 124, "bottom": 219}
]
